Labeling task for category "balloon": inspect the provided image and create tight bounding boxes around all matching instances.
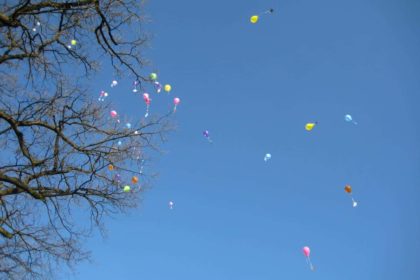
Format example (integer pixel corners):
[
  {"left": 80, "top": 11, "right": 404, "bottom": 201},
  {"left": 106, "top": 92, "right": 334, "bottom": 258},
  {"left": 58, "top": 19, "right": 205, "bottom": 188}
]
[
  {"left": 126, "top": 123, "right": 132, "bottom": 129},
  {"left": 344, "top": 185, "right": 352, "bottom": 193},
  {"left": 164, "top": 84, "right": 172, "bottom": 92},
  {"left": 131, "top": 176, "right": 138, "bottom": 184},
  {"left": 98, "top": 90, "right": 108, "bottom": 102},
  {"left": 344, "top": 184, "right": 358, "bottom": 208},
  {"left": 302, "top": 246, "right": 314, "bottom": 271},
  {"left": 150, "top": 73, "right": 158, "bottom": 81},
  {"left": 154, "top": 81, "right": 162, "bottom": 93},
  {"left": 169, "top": 201, "right": 174, "bottom": 210},
  {"left": 110, "top": 110, "right": 118, "bottom": 118},
  {"left": 250, "top": 15, "right": 259, "bottom": 23},
  {"left": 203, "top": 130, "right": 213, "bottom": 143},
  {"left": 111, "top": 80, "right": 118, "bottom": 87},
  {"left": 345, "top": 114, "right": 358, "bottom": 125},
  {"left": 305, "top": 122, "right": 317, "bottom": 131},
  {"left": 264, "top": 153, "right": 272, "bottom": 162},
  {"left": 133, "top": 80, "right": 139, "bottom": 93},
  {"left": 117, "top": 140, "right": 122, "bottom": 146},
  {"left": 108, "top": 165, "right": 114, "bottom": 171},
  {"left": 123, "top": 185, "right": 131, "bottom": 192},
  {"left": 173, "top": 97, "right": 181, "bottom": 112},
  {"left": 303, "top": 246, "right": 310, "bottom": 257},
  {"left": 143, "top": 93, "right": 151, "bottom": 117},
  {"left": 71, "top": 39, "right": 77, "bottom": 46}
]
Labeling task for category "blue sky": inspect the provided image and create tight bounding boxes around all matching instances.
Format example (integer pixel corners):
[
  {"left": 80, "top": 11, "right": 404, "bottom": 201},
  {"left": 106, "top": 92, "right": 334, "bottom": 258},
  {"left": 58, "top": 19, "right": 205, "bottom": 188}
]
[{"left": 71, "top": 0, "right": 420, "bottom": 279}]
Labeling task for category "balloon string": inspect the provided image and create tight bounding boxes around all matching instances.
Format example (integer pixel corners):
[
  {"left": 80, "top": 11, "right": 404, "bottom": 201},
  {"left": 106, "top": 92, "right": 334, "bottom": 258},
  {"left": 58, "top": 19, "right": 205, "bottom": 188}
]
[
  {"left": 307, "top": 257, "right": 314, "bottom": 271},
  {"left": 145, "top": 105, "right": 149, "bottom": 118},
  {"left": 173, "top": 105, "right": 177, "bottom": 113}
]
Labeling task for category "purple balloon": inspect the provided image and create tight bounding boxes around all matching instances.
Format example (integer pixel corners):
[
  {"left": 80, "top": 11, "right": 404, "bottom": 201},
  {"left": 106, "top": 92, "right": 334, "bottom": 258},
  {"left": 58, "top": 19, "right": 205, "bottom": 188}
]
[{"left": 203, "top": 130, "right": 209, "bottom": 138}]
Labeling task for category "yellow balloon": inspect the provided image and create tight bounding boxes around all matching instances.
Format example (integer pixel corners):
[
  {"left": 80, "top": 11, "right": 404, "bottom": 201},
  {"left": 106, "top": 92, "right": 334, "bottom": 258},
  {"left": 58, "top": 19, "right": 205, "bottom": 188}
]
[
  {"left": 71, "top": 39, "right": 77, "bottom": 46},
  {"left": 164, "top": 84, "right": 172, "bottom": 92},
  {"left": 305, "top": 123, "right": 316, "bottom": 131},
  {"left": 250, "top": 15, "right": 259, "bottom": 24}
]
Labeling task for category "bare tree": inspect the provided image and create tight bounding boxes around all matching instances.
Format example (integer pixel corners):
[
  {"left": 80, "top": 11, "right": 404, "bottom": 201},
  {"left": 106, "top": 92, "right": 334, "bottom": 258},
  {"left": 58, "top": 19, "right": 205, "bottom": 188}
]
[{"left": 0, "top": 1, "right": 171, "bottom": 279}]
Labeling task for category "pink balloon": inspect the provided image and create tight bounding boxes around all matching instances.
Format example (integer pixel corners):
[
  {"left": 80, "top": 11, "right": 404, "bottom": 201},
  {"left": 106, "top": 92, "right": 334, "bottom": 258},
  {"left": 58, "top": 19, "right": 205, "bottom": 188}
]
[
  {"left": 174, "top": 97, "right": 180, "bottom": 105},
  {"left": 303, "top": 246, "right": 310, "bottom": 257},
  {"left": 143, "top": 93, "right": 149, "bottom": 100},
  {"left": 110, "top": 110, "right": 118, "bottom": 118}
]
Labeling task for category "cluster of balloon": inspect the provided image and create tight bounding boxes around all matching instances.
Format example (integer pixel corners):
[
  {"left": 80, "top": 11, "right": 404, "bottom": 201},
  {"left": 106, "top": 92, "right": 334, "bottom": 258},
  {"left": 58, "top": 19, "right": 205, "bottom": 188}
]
[
  {"left": 305, "top": 122, "right": 317, "bottom": 131},
  {"left": 173, "top": 97, "right": 181, "bottom": 112},
  {"left": 264, "top": 153, "right": 272, "bottom": 162},
  {"left": 250, "top": 8, "right": 274, "bottom": 24},
  {"left": 110, "top": 80, "right": 118, "bottom": 88},
  {"left": 345, "top": 114, "right": 358, "bottom": 125},
  {"left": 32, "top": 21, "right": 40, "bottom": 32},
  {"left": 303, "top": 246, "right": 314, "bottom": 271},
  {"left": 203, "top": 130, "right": 213, "bottom": 143},
  {"left": 98, "top": 90, "right": 108, "bottom": 102},
  {"left": 67, "top": 39, "right": 77, "bottom": 49},
  {"left": 143, "top": 93, "right": 151, "bottom": 117},
  {"left": 149, "top": 73, "right": 163, "bottom": 93},
  {"left": 344, "top": 185, "right": 358, "bottom": 207},
  {"left": 132, "top": 80, "right": 140, "bottom": 93},
  {"left": 168, "top": 201, "right": 174, "bottom": 210}
]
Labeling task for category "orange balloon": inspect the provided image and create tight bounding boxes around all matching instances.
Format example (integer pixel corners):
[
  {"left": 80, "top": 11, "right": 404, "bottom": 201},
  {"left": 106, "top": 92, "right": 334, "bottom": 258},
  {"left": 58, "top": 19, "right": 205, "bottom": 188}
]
[
  {"left": 131, "top": 176, "right": 138, "bottom": 184},
  {"left": 344, "top": 185, "right": 352, "bottom": 193},
  {"left": 108, "top": 164, "right": 114, "bottom": 171}
]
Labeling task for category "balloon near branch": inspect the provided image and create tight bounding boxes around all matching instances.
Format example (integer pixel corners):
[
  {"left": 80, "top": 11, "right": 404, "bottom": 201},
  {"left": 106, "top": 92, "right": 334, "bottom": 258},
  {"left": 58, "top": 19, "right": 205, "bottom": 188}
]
[
  {"left": 131, "top": 176, "right": 138, "bottom": 184},
  {"left": 149, "top": 73, "right": 158, "bottom": 81},
  {"left": 123, "top": 185, "right": 131, "bottom": 192},
  {"left": 71, "top": 39, "right": 77, "bottom": 46}
]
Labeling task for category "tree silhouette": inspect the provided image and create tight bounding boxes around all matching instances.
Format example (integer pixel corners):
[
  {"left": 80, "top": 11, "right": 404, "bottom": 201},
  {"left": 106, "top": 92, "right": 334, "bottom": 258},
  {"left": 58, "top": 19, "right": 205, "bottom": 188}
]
[{"left": 0, "top": 1, "right": 170, "bottom": 278}]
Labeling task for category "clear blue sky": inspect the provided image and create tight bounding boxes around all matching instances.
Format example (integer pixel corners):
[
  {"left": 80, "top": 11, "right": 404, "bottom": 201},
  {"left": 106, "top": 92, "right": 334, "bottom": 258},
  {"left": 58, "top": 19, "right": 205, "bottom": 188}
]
[{"left": 72, "top": 0, "right": 420, "bottom": 279}]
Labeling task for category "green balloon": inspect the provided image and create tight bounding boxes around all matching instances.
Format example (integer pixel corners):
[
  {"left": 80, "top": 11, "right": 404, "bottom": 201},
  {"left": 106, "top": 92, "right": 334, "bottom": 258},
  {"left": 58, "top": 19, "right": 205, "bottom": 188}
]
[
  {"left": 150, "top": 73, "right": 158, "bottom": 81},
  {"left": 123, "top": 185, "right": 131, "bottom": 192}
]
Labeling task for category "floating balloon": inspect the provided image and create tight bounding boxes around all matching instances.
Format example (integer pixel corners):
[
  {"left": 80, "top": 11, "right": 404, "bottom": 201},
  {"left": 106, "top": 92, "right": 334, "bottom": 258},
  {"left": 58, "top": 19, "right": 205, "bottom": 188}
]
[
  {"left": 108, "top": 165, "right": 114, "bottom": 171},
  {"left": 133, "top": 80, "right": 139, "bottom": 93},
  {"left": 123, "top": 185, "right": 131, "bottom": 192},
  {"left": 154, "top": 81, "right": 162, "bottom": 93},
  {"left": 344, "top": 184, "right": 358, "bottom": 207},
  {"left": 110, "top": 80, "right": 118, "bottom": 87},
  {"left": 143, "top": 93, "right": 151, "bottom": 117},
  {"left": 126, "top": 123, "right": 132, "bottom": 129},
  {"left": 98, "top": 90, "right": 108, "bottom": 102},
  {"left": 117, "top": 140, "right": 122, "bottom": 146},
  {"left": 164, "top": 84, "right": 172, "bottom": 93},
  {"left": 203, "top": 130, "right": 213, "bottom": 143},
  {"left": 150, "top": 73, "right": 158, "bottom": 81},
  {"left": 71, "top": 39, "right": 77, "bottom": 46},
  {"left": 173, "top": 97, "right": 181, "bottom": 112},
  {"left": 250, "top": 15, "right": 259, "bottom": 24},
  {"left": 305, "top": 122, "right": 317, "bottom": 131},
  {"left": 110, "top": 110, "right": 118, "bottom": 118},
  {"left": 302, "top": 246, "right": 314, "bottom": 271},
  {"left": 169, "top": 201, "right": 174, "bottom": 210},
  {"left": 250, "top": 9, "right": 274, "bottom": 24},
  {"left": 264, "top": 153, "right": 272, "bottom": 162},
  {"left": 131, "top": 176, "right": 138, "bottom": 184},
  {"left": 345, "top": 114, "right": 358, "bottom": 125}
]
